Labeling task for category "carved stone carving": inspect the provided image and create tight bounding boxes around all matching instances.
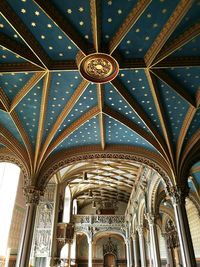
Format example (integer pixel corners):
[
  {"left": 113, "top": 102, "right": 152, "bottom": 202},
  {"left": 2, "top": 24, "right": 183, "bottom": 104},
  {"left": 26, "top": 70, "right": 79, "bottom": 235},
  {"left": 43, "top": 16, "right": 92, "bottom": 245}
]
[
  {"left": 79, "top": 53, "right": 119, "bottom": 83},
  {"left": 164, "top": 219, "right": 179, "bottom": 249},
  {"left": 137, "top": 225, "right": 144, "bottom": 236},
  {"left": 72, "top": 215, "right": 126, "bottom": 238},
  {"left": 145, "top": 213, "right": 155, "bottom": 226},
  {"left": 23, "top": 186, "right": 43, "bottom": 205},
  {"left": 103, "top": 237, "right": 117, "bottom": 256},
  {"left": 167, "top": 185, "right": 189, "bottom": 205}
]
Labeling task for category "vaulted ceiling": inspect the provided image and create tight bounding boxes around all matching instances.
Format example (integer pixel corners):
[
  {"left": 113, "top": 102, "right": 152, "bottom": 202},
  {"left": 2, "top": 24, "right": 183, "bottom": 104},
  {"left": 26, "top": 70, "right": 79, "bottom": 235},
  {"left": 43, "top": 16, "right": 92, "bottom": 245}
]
[{"left": 0, "top": 0, "right": 200, "bottom": 204}]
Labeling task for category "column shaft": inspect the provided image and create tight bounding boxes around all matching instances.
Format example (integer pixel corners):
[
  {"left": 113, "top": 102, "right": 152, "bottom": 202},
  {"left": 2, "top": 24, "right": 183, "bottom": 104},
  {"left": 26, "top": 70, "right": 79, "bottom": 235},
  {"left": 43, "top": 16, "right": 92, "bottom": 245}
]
[
  {"left": 88, "top": 239, "right": 92, "bottom": 267},
  {"left": 138, "top": 227, "right": 147, "bottom": 267},
  {"left": 132, "top": 234, "right": 140, "bottom": 267},
  {"left": 16, "top": 203, "right": 37, "bottom": 267},
  {"left": 170, "top": 188, "right": 197, "bottom": 267}
]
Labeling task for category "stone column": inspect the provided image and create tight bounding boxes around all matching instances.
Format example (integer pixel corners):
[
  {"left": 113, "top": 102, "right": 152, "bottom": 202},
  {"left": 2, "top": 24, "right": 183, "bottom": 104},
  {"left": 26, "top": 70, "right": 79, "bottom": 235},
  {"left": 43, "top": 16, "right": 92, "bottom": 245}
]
[
  {"left": 16, "top": 186, "right": 42, "bottom": 267},
  {"left": 132, "top": 233, "right": 140, "bottom": 267},
  {"left": 88, "top": 236, "right": 93, "bottom": 267},
  {"left": 125, "top": 238, "right": 131, "bottom": 267},
  {"left": 137, "top": 226, "right": 147, "bottom": 267},
  {"left": 49, "top": 183, "right": 60, "bottom": 267},
  {"left": 169, "top": 186, "right": 197, "bottom": 267},
  {"left": 162, "top": 233, "right": 173, "bottom": 267},
  {"left": 147, "top": 238, "right": 153, "bottom": 267},
  {"left": 146, "top": 213, "right": 161, "bottom": 267}
]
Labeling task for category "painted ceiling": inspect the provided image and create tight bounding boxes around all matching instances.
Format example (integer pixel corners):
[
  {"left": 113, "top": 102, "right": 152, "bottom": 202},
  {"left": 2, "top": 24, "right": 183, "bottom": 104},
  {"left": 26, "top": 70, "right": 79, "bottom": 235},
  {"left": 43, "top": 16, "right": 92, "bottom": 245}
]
[{"left": 0, "top": 0, "right": 200, "bottom": 204}]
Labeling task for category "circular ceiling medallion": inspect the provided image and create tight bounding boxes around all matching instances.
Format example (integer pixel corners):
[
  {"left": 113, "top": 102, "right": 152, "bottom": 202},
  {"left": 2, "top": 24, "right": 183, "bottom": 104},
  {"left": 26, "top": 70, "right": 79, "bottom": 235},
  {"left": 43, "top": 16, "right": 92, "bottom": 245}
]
[{"left": 79, "top": 53, "right": 119, "bottom": 83}]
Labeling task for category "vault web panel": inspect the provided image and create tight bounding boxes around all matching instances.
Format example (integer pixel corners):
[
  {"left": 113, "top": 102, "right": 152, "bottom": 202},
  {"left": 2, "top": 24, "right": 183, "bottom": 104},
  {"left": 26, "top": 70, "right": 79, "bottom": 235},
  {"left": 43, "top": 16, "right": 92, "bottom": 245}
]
[
  {"left": 105, "top": 115, "right": 156, "bottom": 151},
  {"left": 53, "top": 115, "right": 100, "bottom": 153},
  {"left": 7, "top": 0, "right": 78, "bottom": 60},
  {"left": 15, "top": 79, "right": 43, "bottom": 146}
]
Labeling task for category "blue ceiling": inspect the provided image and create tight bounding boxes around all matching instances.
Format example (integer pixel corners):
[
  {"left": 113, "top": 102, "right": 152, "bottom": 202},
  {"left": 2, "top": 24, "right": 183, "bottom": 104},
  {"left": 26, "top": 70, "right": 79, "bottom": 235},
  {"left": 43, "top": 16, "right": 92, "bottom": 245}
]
[{"left": 0, "top": 0, "right": 200, "bottom": 182}]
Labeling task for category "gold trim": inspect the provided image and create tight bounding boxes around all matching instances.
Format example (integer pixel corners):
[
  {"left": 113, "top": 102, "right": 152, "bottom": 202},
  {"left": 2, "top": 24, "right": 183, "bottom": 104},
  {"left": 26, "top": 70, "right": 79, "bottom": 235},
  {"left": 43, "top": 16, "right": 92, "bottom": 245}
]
[
  {"left": 34, "top": 72, "right": 51, "bottom": 173},
  {"left": 42, "top": 106, "right": 100, "bottom": 167},
  {"left": 151, "top": 69, "right": 196, "bottom": 107},
  {"left": 145, "top": 0, "right": 193, "bottom": 66},
  {"left": 145, "top": 69, "right": 175, "bottom": 167},
  {"left": 38, "top": 79, "right": 90, "bottom": 167},
  {"left": 153, "top": 21, "right": 200, "bottom": 66},
  {"left": 109, "top": 0, "right": 151, "bottom": 54},
  {"left": 10, "top": 71, "right": 46, "bottom": 112},
  {"left": 79, "top": 53, "right": 119, "bottom": 83}
]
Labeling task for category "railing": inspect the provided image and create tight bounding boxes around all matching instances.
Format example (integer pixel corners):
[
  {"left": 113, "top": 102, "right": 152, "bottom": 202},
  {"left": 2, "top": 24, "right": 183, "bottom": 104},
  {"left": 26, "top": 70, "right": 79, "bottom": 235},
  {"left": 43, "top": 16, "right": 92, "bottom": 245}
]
[{"left": 72, "top": 215, "right": 125, "bottom": 225}]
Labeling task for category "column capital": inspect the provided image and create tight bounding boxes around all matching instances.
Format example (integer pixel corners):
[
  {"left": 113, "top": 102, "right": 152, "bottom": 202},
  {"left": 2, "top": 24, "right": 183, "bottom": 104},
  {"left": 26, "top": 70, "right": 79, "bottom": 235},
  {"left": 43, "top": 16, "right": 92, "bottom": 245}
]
[
  {"left": 23, "top": 186, "right": 43, "bottom": 205},
  {"left": 136, "top": 225, "right": 144, "bottom": 236},
  {"left": 167, "top": 185, "right": 189, "bottom": 205},
  {"left": 131, "top": 233, "right": 137, "bottom": 240},
  {"left": 145, "top": 212, "right": 156, "bottom": 226}
]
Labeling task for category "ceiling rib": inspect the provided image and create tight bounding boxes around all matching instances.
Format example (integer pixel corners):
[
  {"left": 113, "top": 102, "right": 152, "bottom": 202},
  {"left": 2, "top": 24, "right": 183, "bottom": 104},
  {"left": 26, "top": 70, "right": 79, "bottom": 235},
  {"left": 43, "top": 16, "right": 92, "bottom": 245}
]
[
  {"left": 144, "top": 0, "right": 193, "bottom": 67},
  {"left": 119, "top": 58, "right": 146, "bottom": 70},
  {"left": 10, "top": 110, "right": 33, "bottom": 173},
  {"left": 176, "top": 106, "right": 196, "bottom": 169},
  {"left": 145, "top": 69, "right": 175, "bottom": 168},
  {"left": 0, "top": 63, "right": 45, "bottom": 73},
  {"left": 90, "top": 0, "right": 101, "bottom": 52},
  {"left": 33, "top": 0, "right": 92, "bottom": 55},
  {"left": 103, "top": 104, "right": 162, "bottom": 154},
  {"left": 152, "top": 21, "right": 200, "bottom": 66},
  {"left": 0, "top": 33, "right": 45, "bottom": 68},
  {"left": 109, "top": 0, "right": 151, "bottom": 54},
  {"left": 37, "top": 79, "right": 90, "bottom": 167},
  {"left": 97, "top": 84, "right": 105, "bottom": 150},
  {"left": 0, "top": 125, "right": 29, "bottom": 164},
  {"left": 34, "top": 72, "right": 51, "bottom": 173},
  {"left": 152, "top": 57, "right": 200, "bottom": 68},
  {"left": 0, "top": 87, "right": 10, "bottom": 111},
  {"left": 0, "top": 0, "right": 50, "bottom": 68},
  {"left": 151, "top": 69, "right": 196, "bottom": 108},
  {"left": 48, "top": 60, "right": 78, "bottom": 72},
  {"left": 10, "top": 71, "right": 46, "bottom": 112},
  {"left": 43, "top": 106, "right": 100, "bottom": 166},
  {"left": 111, "top": 78, "right": 168, "bottom": 157}
]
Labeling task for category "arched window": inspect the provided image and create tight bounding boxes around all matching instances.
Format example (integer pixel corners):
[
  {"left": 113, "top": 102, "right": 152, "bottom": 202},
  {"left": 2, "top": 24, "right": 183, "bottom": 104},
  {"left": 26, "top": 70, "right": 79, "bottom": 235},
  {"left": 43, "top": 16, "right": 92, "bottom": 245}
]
[
  {"left": 63, "top": 186, "right": 71, "bottom": 223},
  {"left": 0, "top": 163, "right": 20, "bottom": 256}
]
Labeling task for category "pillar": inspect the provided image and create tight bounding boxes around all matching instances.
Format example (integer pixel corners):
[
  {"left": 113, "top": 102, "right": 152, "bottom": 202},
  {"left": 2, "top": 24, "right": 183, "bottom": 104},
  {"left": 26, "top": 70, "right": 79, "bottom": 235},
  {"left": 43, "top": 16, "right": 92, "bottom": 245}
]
[
  {"left": 147, "top": 238, "right": 153, "bottom": 267},
  {"left": 88, "top": 236, "right": 92, "bottom": 267},
  {"left": 49, "top": 183, "right": 60, "bottom": 266},
  {"left": 125, "top": 238, "right": 131, "bottom": 267},
  {"left": 137, "top": 226, "right": 147, "bottom": 267},
  {"left": 16, "top": 186, "right": 42, "bottom": 267},
  {"left": 168, "top": 186, "right": 197, "bottom": 267},
  {"left": 162, "top": 233, "right": 174, "bottom": 267},
  {"left": 146, "top": 213, "right": 161, "bottom": 267},
  {"left": 132, "top": 233, "right": 140, "bottom": 267}
]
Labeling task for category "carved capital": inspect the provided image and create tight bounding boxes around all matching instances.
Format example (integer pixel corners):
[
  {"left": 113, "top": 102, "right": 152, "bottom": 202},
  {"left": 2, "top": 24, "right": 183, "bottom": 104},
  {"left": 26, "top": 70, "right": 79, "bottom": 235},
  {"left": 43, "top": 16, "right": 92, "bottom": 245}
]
[
  {"left": 131, "top": 233, "right": 137, "bottom": 240},
  {"left": 137, "top": 225, "right": 144, "bottom": 236},
  {"left": 167, "top": 185, "right": 188, "bottom": 205},
  {"left": 145, "top": 213, "right": 155, "bottom": 226},
  {"left": 23, "top": 186, "right": 43, "bottom": 205}
]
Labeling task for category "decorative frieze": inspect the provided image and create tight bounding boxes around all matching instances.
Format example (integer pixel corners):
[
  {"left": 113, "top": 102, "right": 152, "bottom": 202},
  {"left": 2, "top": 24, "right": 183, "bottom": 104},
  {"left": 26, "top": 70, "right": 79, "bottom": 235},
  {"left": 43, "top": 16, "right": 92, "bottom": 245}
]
[{"left": 72, "top": 215, "right": 126, "bottom": 238}]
